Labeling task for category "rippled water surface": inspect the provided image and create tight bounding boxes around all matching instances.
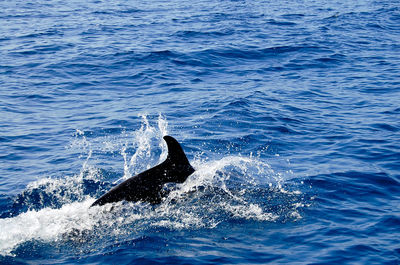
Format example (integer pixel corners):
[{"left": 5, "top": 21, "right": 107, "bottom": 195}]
[{"left": 1, "top": 0, "right": 399, "bottom": 264}]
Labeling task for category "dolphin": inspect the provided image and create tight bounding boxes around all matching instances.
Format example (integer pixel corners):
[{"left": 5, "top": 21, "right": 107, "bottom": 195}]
[{"left": 91, "top": 135, "right": 195, "bottom": 207}]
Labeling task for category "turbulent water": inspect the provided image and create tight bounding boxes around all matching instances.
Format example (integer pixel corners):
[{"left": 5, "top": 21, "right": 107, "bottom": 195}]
[{"left": 1, "top": 0, "right": 399, "bottom": 264}]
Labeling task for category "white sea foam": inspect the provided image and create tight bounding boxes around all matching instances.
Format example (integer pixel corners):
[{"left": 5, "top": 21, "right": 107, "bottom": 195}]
[
  {"left": 0, "top": 115, "right": 305, "bottom": 256},
  {"left": 0, "top": 200, "right": 95, "bottom": 256}
]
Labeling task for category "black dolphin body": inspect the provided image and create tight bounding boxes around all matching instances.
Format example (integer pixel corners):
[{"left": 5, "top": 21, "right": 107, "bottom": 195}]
[{"left": 91, "top": 136, "right": 195, "bottom": 207}]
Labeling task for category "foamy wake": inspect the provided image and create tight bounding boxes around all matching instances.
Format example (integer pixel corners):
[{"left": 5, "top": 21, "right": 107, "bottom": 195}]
[
  {"left": 0, "top": 200, "right": 93, "bottom": 256},
  {"left": 0, "top": 115, "right": 305, "bottom": 256}
]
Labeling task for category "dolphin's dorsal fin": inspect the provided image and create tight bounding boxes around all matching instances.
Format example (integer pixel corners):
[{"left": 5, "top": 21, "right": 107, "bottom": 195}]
[
  {"left": 90, "top": 135, "right": 194, "bottom": 207},
  {"left": 163, "top": 135, "right": 191, "bottom": 166}
]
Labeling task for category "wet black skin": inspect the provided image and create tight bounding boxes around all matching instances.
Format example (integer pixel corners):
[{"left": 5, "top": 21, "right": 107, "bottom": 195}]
[{"left": 91, "top": 136, "right": 195, "bottom": 207}]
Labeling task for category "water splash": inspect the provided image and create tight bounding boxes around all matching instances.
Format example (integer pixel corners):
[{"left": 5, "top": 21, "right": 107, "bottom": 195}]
[
  {"left": 0, "top": 115, "right": 307, "bottom": 256},
  {"left": 0, "top": 200, "right": 95, "bottom": 256},
  {"left": 119, "top": 114, "right": 169, "bottom": 183}
]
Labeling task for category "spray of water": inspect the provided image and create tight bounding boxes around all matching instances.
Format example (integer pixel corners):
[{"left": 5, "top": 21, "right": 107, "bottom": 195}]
[{"left": 0, "top": 115, "right": 306, "bottom": 256}]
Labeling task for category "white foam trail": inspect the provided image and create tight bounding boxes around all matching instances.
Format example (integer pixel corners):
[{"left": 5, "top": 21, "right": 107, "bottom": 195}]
[
  {"left": 0, "top": 199, "right": 95, "bottom": 256},
  {"left": 0, "top": 114, "right": 305, "bottom": 256}
]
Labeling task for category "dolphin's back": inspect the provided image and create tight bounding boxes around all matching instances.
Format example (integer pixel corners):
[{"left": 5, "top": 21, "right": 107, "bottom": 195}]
[{"left": 91, "top": 136, "right": 194, "bottom": 207}]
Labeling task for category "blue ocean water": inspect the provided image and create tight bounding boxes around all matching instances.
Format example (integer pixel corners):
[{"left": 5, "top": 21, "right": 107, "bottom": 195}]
[{"left": 1, "top": 0, "right": 399, "bottom": 263}]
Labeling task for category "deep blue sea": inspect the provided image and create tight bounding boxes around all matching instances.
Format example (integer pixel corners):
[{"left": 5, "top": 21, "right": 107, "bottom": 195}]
[{"left": 1, "top": 0, "right": 400, "bottom": 264}]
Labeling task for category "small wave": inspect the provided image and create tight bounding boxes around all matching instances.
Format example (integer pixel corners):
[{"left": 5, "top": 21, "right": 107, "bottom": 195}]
[
  {"left": 175, "top": 29, "right": 233, "bottom": 38},
  {"left": 106, "top": 45, "right": 332, "bottom": 69},
  {"left": 266, "top": 19, "right": 297, "bottom": 26}
]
